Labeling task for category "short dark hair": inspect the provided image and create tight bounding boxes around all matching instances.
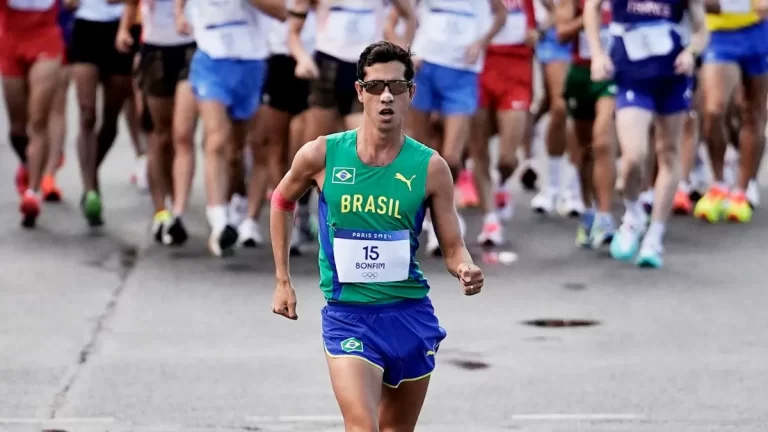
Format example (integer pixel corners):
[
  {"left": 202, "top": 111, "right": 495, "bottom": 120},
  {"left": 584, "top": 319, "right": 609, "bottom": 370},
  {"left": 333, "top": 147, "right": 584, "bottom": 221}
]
[{"left": 356, "top": 41, "right": 415, "bottom": 81}]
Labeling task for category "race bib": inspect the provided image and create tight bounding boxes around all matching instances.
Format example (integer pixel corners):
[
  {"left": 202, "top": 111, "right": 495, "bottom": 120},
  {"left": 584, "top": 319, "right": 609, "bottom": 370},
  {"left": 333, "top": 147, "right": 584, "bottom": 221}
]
[
  {"left": 200, "top": 0, "right": 246, "bottom": 28},
  {"left": 8, "top": 0, "right": 54, "bottom": 11},
  {"left": 578, "top": 27, "right": 613, "bottom": 59},
  {"left": 719, "top": 0, "right": 751, "bottom": 13},
  {"left": 426, "top": 11, "right": 475, "bottom": 46},
  {"left": 327, "top": 9, "right": 377, "bottom": 43},
  {"left": 333, "top": 229, "right": 411, "bottom": 284},
  {"left": 493, "top": 12, "right": 527, "bottom": 45},
  {"left": 148, "top": 0, "right": 175, "bottom": 27},
  {"left": 622, "top": 25, "right": 673, "bottom": 62}
]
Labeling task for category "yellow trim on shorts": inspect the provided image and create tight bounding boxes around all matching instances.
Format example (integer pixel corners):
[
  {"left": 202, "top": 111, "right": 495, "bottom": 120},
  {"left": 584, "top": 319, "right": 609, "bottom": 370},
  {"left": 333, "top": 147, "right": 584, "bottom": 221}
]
[
  {"left": 324, "top": 345, "right": 385, "bottom": 373},
  {"left": 383, "top": 370, "right": 435, "bottom": 389}
]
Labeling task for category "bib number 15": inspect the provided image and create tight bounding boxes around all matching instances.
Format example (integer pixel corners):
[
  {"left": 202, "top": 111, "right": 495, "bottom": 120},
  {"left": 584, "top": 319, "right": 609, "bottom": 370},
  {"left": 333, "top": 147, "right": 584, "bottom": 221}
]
[{"left": 363, "top": 246, "right": 379, "bottom": 261}]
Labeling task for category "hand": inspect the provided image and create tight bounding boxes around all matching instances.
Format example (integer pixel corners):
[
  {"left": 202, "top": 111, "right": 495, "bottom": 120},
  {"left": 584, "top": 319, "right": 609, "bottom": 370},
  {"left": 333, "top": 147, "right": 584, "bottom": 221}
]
[
  {"left": 294, "top": 55, "right": 319, "bottom": 80},
  {"left": 62, "top": 0, "right": 79, "bottom": 9},
  {"left": 115, "top": 28, "right": 134, "bottom": 53},
  {"left": 464, "top": 40, "right": 484, "bottom": 65},
  {"left": 674, "top": 49, "right": 696, "bottom": 76},
  {"left": 457, "top": 263, "right": 484, "bottom": 296},
  {"left": 176, "top": 14, "right": 192, "bottom": 36},
  {"left": 524, "top": 29, "right": 541, "bottom": 47},
  {"left": 590, "top": 51, "right": 614, "bottom": 82},
  {"left": 272, "top": 279, "right": 298, "bottom": 320},
  {"left": 756, "top": 0, "right": 768, "bottom": 18}
]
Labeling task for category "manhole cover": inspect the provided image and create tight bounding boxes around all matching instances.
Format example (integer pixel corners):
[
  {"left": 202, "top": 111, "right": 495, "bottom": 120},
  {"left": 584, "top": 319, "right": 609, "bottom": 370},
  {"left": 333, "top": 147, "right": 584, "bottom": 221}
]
[
  {"left": 562, "top": 282, "right": 587, "bottom": 290},
  {"left": 522, "top": 319, "right": 600, "bottom": 328}
]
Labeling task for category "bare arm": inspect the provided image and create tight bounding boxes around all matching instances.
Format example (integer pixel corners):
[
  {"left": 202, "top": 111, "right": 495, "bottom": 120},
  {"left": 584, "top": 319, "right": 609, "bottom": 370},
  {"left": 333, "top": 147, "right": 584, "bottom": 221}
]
[
  {"left": 248, "top": 0, "right": 287, "bottom": 21},
  {"left": 174, "top": 0, "right": 187, "bottom": 25},
  {"left": 287, "top": 0, "right": 312, "bottom": 64},
  {"left": 478, "top": 0, "right": 507, "bottom": 47},
  {"left": 385, "top": 0, "right": 418, "bottom": 47},
  {"left": 426, "top": 154, "right": 473, "bottom": 278},
  {"left": 270, "top": 138, "right": 326, "bottom": 283},
  {"left": 582, "top": 0, "right": 605, "bottom": 56},
  {"left": 554, "top": 0, "right": 583, "bottom": 43},
  {"left": 118, "top": 0, "right": 138, "bottom": 33},
  {"left": 685, "top": 0, "right": 710, "bottom": 56}
]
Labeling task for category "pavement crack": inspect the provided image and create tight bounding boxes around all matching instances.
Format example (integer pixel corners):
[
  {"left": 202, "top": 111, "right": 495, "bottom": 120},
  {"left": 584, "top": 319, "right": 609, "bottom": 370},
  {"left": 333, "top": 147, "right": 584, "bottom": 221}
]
[{"left": 48, "top": 244, "right": 140, "bottom": 418}]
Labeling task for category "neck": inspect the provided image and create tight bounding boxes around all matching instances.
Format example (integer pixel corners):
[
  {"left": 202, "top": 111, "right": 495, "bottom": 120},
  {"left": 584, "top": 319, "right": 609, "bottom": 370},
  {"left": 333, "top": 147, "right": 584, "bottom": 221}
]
[{"left": 358, "top": 122, "right": 403, "bottom": 154}]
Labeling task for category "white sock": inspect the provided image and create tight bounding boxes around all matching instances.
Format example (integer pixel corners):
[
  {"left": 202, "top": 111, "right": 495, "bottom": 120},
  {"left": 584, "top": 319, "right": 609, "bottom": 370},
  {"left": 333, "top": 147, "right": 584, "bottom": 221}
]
[
  {"left": 549, "top": 156, "right": 563, "bottom": 189},
  {"left": 644, "top": 221, "right": 665, "bottom": 246},
  {"left": 206, "top": 205, "right": 228, "bottom": 232},
  {"left": 623, "top": 199, "right": 643, "bottom": 222},
  {"left": 483, "top": 212, "right": 499, "bottom": 225}
]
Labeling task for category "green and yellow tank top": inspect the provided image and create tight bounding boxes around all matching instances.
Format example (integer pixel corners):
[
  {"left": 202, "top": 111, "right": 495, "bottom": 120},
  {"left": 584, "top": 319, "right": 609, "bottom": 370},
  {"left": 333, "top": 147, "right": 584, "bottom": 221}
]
[{"left": 318, "top": 129, "right": 434, "bottom": 304}]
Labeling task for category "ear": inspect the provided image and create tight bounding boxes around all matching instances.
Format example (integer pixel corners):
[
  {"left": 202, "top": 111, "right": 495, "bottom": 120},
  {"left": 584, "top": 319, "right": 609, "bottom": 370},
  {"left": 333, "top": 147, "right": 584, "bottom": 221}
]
[
  {"left": 408, "top": 83, "right": 416, "bottom": 102},
  {"left": 355, "top": 81, "right": 365, "bottom": 103}
]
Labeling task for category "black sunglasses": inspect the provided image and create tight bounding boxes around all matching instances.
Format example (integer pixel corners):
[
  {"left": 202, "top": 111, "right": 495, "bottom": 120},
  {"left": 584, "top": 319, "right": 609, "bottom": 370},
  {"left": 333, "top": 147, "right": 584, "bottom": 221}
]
[{"left": 357, "top": 79, "right": 413, "bottom": 96}]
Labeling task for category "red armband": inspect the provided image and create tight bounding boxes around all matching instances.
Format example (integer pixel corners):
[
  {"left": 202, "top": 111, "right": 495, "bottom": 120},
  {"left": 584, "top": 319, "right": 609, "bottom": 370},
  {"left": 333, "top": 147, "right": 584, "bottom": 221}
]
[{"left": 272, "top": 189, "right": 297, "bottom": 212}]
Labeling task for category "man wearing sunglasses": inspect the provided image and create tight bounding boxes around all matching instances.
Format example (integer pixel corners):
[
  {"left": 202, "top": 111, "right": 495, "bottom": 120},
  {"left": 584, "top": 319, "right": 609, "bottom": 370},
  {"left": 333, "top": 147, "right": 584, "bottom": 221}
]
[{"left": 270, "top": 41, "right": 485, "bottom": 430}]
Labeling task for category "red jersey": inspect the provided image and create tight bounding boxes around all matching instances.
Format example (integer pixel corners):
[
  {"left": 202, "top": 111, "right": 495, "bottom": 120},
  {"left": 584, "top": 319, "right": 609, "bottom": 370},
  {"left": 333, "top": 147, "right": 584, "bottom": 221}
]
[
  {"left": 0, "top": 0, "right": 60, "bottom": 35},
  {"left": 573, "top": 0, "right": 612, "bottom": 65},
  {"left": 488, "top": 0, "right": 537, "bottom": 56}
]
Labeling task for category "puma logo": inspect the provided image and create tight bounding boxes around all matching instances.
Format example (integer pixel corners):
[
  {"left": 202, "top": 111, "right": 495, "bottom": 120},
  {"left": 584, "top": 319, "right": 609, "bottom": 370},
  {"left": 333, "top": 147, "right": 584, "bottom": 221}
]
[{"left": 395, "top": 173, "right": 416, "bottom": 191}]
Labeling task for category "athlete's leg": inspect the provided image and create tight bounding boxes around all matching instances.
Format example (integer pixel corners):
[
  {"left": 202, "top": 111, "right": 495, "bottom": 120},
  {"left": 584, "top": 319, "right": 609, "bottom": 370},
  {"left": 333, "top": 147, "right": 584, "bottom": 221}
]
[
  {"left": 240, "top": 113, "right": 269, "bottom": 247},
  {"left": 146, "top": 95, "right": 175, "bottom": 235},
  {"left": 167, "top": 79, "right": 197, "bottom": 245},
  {"left": 651, "top": 112, "right": 686, "bottom": 227},
  {"left": 327, "top": 357, "right": 383, "bottom": 430},
  {"left": 378, "top": 378, "right": 431, "bottom": 432},
  {"left": 71, "top": 62, "right": 100, "bottom": 201},
  {"left": 2, "top": 76, "right": 29, "bottom": 195},
  {"left": 588, "top": 96, "right": 617, "bottom": 247},
  {"left": 263, "top": 105, "right": 291, "bottom": 189},
  {"left": 542, "top": 60, "right": 569, "bottom": 187},
  {"left": 470, "top": 107, "right": 497, "bottom": 244},
  {"left": 43, "top": 66, "right": 69, "bottom": 201},
  {"left": 96, "top": 74, "right": 134, "bottom": 175},
  {"left": 572, "top": 118, "right": 594, "bottom": 247}
]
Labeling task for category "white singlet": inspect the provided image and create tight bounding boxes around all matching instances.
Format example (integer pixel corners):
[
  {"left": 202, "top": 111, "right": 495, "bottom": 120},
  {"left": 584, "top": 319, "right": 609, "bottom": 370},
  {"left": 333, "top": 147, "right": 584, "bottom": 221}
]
[
  {"left": 141, "top": 0, "right": 195, "bottom": 46},
  {"left": 411, "top": 0, "right": 490, "bottom": 73},
  {"left": 491, "top": 0, "right": 529, "bottom": 46},
  {"left": 533, "top": 0, "right": 549, "bottom": 28},
  {"left": 74, "top": 0, "right": 124, "bottom": 22},
  {"left": 188, "top": 0, "right": 269, "bottom": 60},
  {"left": 315, "top": 0, "right": 386, "bottom": 64},
  {"left": 267, "top": 0, "right": 316, "bottom": 56}
]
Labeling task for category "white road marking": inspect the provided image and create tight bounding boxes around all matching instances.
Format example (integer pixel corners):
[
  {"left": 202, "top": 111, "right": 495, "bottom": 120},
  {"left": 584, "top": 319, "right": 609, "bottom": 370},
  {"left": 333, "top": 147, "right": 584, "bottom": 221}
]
[{"left": 510, "top": 413, "right": 644, "bottom": 421}]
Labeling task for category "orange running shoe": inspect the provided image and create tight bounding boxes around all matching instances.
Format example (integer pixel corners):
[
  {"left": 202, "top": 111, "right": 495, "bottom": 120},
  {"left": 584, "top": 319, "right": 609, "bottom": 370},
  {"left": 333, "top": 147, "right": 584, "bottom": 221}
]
[
  {"left": 20, "top": 190, "right": 40, "bottom": 228},
  {"left": 41, "top": 174, "right": 62, "bottom": 202},
  {"left": 456, "top": 169, "right": 479, "bottom": 208},
  {"left": 672, "top": 189, "right": 693, "bottom": 215}
]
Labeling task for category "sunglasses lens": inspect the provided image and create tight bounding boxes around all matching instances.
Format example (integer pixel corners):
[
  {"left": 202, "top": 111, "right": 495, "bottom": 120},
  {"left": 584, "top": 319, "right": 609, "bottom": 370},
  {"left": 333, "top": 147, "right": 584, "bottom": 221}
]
[
  {"left": 366, "top": 82, "right": 387, "bottom": 95},
  {"left": 389, "top": 82, "right": 409, "bottom": 95}
]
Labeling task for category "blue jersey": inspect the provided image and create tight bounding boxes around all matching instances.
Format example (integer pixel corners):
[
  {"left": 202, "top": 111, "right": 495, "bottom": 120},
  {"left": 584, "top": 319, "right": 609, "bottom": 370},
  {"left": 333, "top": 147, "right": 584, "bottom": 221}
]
[{"left": 610, "top": 0, "right": 688, "bottom": 82}]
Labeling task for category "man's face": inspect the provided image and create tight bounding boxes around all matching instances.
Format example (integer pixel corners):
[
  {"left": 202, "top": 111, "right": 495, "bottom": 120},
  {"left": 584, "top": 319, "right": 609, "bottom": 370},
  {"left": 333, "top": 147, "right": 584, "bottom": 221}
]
[{"left": 355, "top": 61, "right": 415, "bottom": 132}]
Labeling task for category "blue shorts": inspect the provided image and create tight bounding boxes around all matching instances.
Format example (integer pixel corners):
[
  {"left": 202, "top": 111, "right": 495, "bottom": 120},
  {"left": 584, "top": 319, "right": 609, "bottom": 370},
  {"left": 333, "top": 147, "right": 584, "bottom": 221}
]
[
  {"left": 702, "top": 21, "right": 768, "bottom": 77},
  {"left": 616, "top": 75, "right": 693, "bottom": 115},
  {"left": 189, "top": 50, "right": 266, "bottom": 121},
  {"left": 535, "top": 28, "right": 572, "bottom": 64},
  {"left": 322, "top": 297, "right": 447, "bottom": 388},
  {"left": 411, "top": 62, "right": 478, "bottom": 116}
]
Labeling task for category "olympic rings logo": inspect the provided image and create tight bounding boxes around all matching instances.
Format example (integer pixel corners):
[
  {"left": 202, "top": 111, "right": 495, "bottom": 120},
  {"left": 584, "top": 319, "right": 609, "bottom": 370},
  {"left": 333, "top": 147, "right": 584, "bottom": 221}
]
[{"left": 362, "top": 272, "right": 378, "bottom": 279}]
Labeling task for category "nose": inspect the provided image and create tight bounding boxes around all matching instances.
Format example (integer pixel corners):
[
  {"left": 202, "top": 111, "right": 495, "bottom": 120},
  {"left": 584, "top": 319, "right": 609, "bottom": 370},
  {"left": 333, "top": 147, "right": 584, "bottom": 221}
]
[{"left": 379, "top": 89, "right": 394, "bottom": 103}]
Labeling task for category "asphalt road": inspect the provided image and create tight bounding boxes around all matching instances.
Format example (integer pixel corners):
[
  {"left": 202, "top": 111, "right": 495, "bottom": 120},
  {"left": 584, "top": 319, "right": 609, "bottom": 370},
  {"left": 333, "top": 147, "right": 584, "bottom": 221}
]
[{"left": 1, "top": 86, "right": 768, "bottom": 432}]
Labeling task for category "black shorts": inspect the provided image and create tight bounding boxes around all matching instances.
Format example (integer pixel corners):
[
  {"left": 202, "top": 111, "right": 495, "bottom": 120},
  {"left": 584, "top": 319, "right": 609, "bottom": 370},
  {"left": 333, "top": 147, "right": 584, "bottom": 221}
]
[
  {"left": 138, "top": 42, "right": 196, "bottom": 98},
  {"left": 308, "top": 51, "right": 362, "bottom": 116},
  {"left": 68, "top": 19, "right": 134, "bottom": 78},
  {"left": 262, "top": 54, "right": 310, "bottom": 115}
]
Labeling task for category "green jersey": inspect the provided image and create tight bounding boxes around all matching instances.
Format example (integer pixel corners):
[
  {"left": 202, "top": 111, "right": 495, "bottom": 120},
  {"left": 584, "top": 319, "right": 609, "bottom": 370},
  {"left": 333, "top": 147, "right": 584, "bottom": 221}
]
[{"left": 318, "top": 130, "right": 434, "bottom": 304}]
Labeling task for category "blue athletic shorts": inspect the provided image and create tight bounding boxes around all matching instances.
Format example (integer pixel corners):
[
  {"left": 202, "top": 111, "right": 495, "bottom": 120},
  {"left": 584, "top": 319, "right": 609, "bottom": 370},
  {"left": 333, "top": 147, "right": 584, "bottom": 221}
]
[
  {"left": 189, "top": 50, "right": 266, "bottom": 121},
  {"left": 702, "top": 21, "right": 768, "bottom": 77},
  {"left": 616, "top": 75, "right": 693, "bottom": 115},
  {"left": 322, "top": 297, "right": 447, "bottom": 388},
  {"left": 535, "top": 28, "right": 572, "bottom": 64},
  {"left": 411, "top": 61, "right": 478, "bottom": 116}
]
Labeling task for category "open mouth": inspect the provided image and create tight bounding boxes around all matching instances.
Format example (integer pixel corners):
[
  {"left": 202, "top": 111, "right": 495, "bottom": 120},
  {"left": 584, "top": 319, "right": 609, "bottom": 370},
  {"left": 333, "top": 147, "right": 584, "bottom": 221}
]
[{"left": 379, "top": 108, "right": 394, "bottom": 116}]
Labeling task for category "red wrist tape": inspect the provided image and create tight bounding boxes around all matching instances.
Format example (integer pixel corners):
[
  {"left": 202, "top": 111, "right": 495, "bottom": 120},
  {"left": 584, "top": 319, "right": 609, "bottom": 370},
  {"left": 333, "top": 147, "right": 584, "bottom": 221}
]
[{"left": 272, "top": 189, "right": 297, "bottom": 212}]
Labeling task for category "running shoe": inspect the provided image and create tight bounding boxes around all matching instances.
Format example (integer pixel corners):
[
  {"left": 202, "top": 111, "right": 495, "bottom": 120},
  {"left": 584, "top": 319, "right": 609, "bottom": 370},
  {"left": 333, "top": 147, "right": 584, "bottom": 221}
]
[
  {"left": 477, "top": 220, "right": 505, "bottom": 246},
  {"left": 557, "top": 190, "right": 584, "bottom": 218},
  {"left": 693, "top": 185, "right": 727, "bottom": 223},
  {"left": 724, "top": 191, "right": 752, "bottom": 223},
  {"left": 746, "top": 179, "right": 760, "bottom": 209},
  {"left": 610, "top": 216, "right": 647, "bottom": 261},
  {"left": 20, "top": 190, "right": 40, "bottom": 228},
  {"left": 132, "top": 155, "right": 149, "bottom": 193},
  {"left": 636, "top": 241, "right": 664, "bottom": 269},
  {"left": 590, "top": 213, "right": 616, "bottom": 248},
  {"left": 82, "top": 190, "right": 103, "bottom": 226},
  {"left": 41, "top": 174, "right": 62, "bottom": 202},
  {"left": 237, "top": 218, "right": 263, "bottom": 248},
  {"left": 456, "top": 169, "right": 479, "bottom": 208},
  {"left": 672, "top": 189, "right": 693, "bottom": 215},
  {"left": 15, "top": 165, "right": 28, "bottom": 196},
  {"left": 152, "top": 210, "right": 172, "bottom": 243},
  {"left": 575, "top": 212, "right": 594, "bottom": 248},
  {"left": 163, "top": 216, "right": 189, "bottom": 246},
  {"left": 496, "top": 189, "right": 515, "bottom": 222},
  {"left": 520, "top": 166, "right": 538, "bottom": 191},
  {"left": 530, "top": 188, "right": 558, "bottom": 214},
  {"left": 208, "top": 225, "right": 238, "bottom": 257}
]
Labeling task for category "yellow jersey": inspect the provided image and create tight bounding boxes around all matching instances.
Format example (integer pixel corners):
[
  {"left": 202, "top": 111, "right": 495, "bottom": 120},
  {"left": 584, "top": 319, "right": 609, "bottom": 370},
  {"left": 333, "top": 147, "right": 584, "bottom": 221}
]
[{"left": 706, "top": 0, "right": 761, "bottom": 31}]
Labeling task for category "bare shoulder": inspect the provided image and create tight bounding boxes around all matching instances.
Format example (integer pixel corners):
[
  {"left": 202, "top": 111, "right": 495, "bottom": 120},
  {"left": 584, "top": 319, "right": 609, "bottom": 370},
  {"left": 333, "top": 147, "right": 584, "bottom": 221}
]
[
  {"left": 426, "top": 152, "right": 454, "bottom": 196},
  {"left": 292, "top": 136, "right": 328, "bottom": 181}
]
